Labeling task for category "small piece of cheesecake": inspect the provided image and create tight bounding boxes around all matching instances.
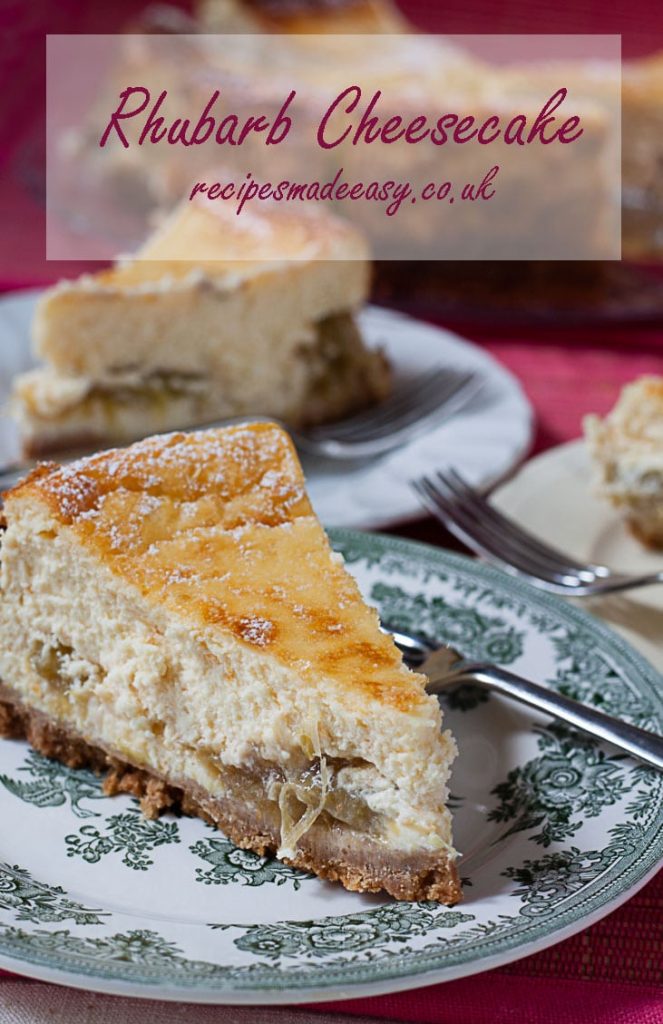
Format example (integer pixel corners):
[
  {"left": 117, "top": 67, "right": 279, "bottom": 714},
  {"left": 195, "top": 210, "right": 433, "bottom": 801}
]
[
  {"left": 584, "top": 376, "right": 663, "bottom": 548},
  {"left": 12, "top": 202, "right": 389, "bottom": 457},
  {"left": 0, "top": 423, "right": 460, "bottom": 903}
]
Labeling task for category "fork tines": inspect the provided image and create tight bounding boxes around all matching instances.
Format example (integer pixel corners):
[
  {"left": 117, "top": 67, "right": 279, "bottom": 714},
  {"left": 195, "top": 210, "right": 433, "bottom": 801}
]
[
  {"left": 412, "top": 468, "right": 607, "bottom": 591},
  {"left": 307, "top": 368, "right": 481, "bottom": 446}
]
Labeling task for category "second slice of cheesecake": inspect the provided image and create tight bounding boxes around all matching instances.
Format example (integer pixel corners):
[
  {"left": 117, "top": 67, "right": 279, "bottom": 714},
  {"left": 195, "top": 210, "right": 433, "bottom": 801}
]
[{"left": 13, "top": 203, "right": 390, "bottom": 456}]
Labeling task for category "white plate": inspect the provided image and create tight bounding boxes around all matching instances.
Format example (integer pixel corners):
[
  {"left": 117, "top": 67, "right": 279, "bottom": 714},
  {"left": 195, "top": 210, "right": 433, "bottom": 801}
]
[
  {"left": 0, "top": 292, "right": 532, "bottom": 529},
  {"left": 0, "top": 532, "right": 661, "bottom": 1003},
  {"left": 493, "top": 438, "right": 663, "bottom": 677}
]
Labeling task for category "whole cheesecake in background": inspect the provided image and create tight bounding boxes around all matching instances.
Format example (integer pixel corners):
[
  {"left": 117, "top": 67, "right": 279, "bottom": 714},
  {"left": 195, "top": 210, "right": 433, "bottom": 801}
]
[
  {"left": 197, "top": 0, "right": 409, "bottom": 31},
  {"left": 0, "top": 423, "right": 460, "bottom": 903},
  {"left": 584, "top": 376, "right": 663, "bottom": 549},
  {"left": 12, "top": 202, "right": 389, "bottom": 457}
]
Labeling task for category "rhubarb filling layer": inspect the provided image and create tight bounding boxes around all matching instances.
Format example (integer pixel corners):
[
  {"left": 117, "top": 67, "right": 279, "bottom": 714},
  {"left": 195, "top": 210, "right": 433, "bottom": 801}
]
[{"left": 0, "top": 686, "right": 461, "bottom": 904}]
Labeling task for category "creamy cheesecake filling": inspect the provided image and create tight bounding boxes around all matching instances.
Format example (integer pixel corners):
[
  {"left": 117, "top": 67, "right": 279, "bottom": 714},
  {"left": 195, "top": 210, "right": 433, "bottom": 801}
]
[
  {"left": 13, "top": 636, "right": 447, "bottom": 856},
  {"left": 26, "top": 631, "right": 400, "bottom": 845}
]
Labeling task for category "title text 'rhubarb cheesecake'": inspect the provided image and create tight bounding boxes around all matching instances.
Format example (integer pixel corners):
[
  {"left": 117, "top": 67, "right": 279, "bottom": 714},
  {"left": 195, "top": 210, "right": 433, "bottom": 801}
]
[
  {"left": 0, "top": 423, "right": 460, "bottom": 903},
  {"left": 12, "top": 202, "right": 390, "bottom": 457}
]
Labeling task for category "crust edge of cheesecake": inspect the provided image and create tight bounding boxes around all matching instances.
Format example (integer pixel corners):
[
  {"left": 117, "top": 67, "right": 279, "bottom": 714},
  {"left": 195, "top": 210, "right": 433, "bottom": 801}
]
[{"left": 0, "top": 686, "right": 461, "bottom": 905}]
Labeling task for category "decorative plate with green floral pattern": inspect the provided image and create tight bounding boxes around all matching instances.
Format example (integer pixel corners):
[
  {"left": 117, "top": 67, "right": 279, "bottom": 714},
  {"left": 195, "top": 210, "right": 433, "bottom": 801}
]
[{"left": 0, "top": 531, "right": 661, "bottom": 1004}]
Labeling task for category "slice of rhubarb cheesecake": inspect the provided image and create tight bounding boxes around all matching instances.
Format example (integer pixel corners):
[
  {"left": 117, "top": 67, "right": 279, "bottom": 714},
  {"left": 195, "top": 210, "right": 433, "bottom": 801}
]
[
  {"left": 12, "top": 202, "right": 390, "bottom": 457},
  {"left": 0, "top": 423, "right": 459, "bottom": 903}
]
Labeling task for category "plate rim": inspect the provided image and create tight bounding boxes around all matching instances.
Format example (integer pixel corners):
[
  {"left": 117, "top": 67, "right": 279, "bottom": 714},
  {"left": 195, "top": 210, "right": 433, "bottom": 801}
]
[
  {"left": 0, "top": 532, "right": 660, "bottom": 1004},
  {"left": 494, "top": 436, "right": 586, "bottom": 484},
  {"left": 0, "top": 863, "right": 660, "bottom": 1006}
]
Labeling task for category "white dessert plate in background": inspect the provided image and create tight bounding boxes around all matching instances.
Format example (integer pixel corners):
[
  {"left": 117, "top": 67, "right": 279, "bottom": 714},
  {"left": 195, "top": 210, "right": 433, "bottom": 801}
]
[
  {"left": 492, "top": 439, "right": 663, "bottom": 677},
  {"left": 0, "top": 292, "right": 533, "bottom": 529},
  {"left": 0, "top": 532, "right": 661, "bottom": 1003}
]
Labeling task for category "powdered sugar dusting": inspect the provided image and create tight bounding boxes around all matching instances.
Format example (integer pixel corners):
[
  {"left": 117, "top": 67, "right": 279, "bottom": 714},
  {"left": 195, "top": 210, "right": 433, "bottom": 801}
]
[
  {"left": 36, "top": 423, "right": 307, "bottom": 534},
  {"left": 236, "top": 616, "right": 275, "bottom": 647}
]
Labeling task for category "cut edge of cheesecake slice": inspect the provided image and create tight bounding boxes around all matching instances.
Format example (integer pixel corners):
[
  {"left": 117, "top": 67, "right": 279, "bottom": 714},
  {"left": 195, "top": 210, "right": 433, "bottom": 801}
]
[
  {"left": 12, "top": 202, "right": 390, "bottom": 458},
  {"left": 0, "top": 422, "right": 460, "bottom": 903}
]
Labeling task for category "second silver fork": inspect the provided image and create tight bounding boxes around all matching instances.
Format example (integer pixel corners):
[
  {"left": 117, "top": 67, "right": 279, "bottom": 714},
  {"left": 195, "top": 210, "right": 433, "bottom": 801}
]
[{"left": 412, "top": 467, "right": 663, "bottom": 597}]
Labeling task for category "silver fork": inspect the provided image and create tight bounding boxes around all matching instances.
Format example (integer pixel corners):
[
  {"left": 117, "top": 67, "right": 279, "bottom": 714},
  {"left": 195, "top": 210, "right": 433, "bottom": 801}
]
[
  {"left": 389, "top": 626, "right": 663, "bottom": 770},
  {"left": 0, "top": 368, "right": 482, "bottom": 489},
  {"left": 412, "top": 467, "right": 663, "bottom": 597},
  {"left": 294, "top": 367, "right": 482, "bottom": 459}
]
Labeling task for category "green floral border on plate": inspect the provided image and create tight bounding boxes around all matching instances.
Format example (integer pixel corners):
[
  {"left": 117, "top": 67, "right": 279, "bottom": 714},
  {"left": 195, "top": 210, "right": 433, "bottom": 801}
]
[{"left": 0, "top": 530, "right": 661, "bottom": 996}]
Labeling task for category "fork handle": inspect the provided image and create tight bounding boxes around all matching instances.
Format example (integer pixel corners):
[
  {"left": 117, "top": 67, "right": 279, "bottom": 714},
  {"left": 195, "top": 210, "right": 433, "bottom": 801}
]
[{"left": 434, "top": 663, "right": 663, "bottom": 771}]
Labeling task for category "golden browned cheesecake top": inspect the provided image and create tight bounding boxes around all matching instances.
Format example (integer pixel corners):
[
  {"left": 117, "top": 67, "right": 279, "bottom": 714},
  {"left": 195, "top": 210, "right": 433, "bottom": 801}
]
[{"left": 7, "top": 423, "right": 426, "bottom": 711}]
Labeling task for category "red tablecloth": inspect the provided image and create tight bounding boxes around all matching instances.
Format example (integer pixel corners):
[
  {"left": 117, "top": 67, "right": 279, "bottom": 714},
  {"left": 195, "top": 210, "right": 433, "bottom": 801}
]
[{"left": 1, "top": 2, "right": 662, "bottom": 1020}]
